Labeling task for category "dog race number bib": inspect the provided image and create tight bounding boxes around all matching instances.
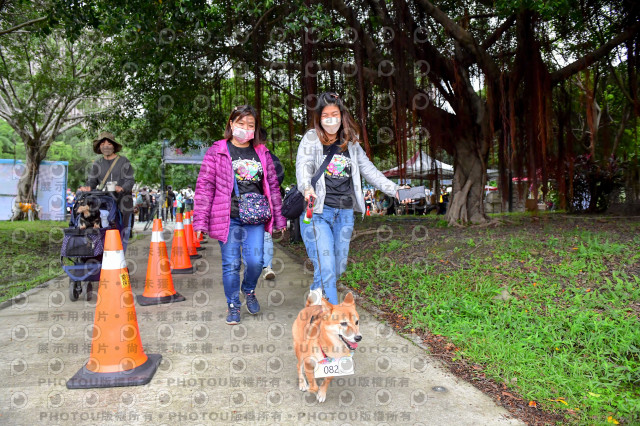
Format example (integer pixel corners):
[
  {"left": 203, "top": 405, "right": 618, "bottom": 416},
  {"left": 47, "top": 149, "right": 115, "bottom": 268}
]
[{"left": 314, "top": 355, "right": 355, "bottom": 378}]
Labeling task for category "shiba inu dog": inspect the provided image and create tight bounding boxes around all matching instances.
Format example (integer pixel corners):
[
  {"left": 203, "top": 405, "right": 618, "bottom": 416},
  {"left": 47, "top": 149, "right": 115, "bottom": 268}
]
[{"left": 292, "top": 292, "right": 361, "bottom": 402}]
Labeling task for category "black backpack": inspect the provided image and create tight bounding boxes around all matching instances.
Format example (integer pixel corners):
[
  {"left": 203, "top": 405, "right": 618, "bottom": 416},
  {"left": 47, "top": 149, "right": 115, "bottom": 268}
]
[{"left": 282, "top": 144, "right": 338, "bottom": 219}]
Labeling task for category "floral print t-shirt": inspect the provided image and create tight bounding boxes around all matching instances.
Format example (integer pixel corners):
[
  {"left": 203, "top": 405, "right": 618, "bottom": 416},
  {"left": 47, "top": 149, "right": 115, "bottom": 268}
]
[
  {"left": 322, "top": 142, "right": 354, "bottom": 209},
  {"left": 227, "top": 140, "right": 264, "bottom": 218}
]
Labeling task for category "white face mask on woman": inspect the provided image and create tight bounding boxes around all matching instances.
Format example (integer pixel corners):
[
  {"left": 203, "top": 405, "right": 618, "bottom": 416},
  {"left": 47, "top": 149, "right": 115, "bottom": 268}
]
[
  {"left": 232, "top": 127, "right": 254, "bottom": 144},
  {"left": 321, "top": 117, "right": 341, "bottom": 135}
]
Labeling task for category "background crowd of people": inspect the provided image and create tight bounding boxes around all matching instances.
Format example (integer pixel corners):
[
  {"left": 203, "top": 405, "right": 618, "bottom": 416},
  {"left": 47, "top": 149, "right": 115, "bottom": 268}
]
[
  {"left": 362, "top": 186, "right": 450, "bottom": 216},
  {"left": 132, "top": 185, "right": 196, "bottom": 223}
]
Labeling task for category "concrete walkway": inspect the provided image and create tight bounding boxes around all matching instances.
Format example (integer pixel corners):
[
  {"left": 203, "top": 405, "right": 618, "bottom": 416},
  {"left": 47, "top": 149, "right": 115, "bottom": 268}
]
[{"left": 1, "top": 221, "right": 522, "bottom": 425}]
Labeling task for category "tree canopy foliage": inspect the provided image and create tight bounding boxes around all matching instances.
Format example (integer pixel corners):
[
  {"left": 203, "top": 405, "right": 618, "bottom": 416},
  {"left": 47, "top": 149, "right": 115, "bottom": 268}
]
[
  {"left": 49, "top": 0, "right": 637, "bottom": 220},
  {"left": 0, "top": 1, "right": 111, "bottom": 217},
  {"left": 2, "top": 0, "right": 639, "bottom": 220}
]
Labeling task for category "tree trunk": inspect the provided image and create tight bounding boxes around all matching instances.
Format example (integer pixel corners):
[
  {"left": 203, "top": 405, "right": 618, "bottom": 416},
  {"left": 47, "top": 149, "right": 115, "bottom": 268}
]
[
  {"left": 446, "top": 138, "right": 487, "bottom": 225},
  {"left": 301, "top": 0, "right": 317, "bottom": 125},
  {"left": 11, "top": 143, "right": 43, "bottom": 221},
  {"left": 355, "top": 44, "right": 372, "bottom": 157}
]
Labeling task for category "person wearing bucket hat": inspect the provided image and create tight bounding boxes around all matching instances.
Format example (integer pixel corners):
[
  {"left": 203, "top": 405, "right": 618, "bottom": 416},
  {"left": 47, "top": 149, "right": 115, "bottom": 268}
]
[
  {"left": 91, "top": 131, "right": 123, "bottom": 154},
  {"left": 78, "top": 131, "right": 136, "bottom": 231}
]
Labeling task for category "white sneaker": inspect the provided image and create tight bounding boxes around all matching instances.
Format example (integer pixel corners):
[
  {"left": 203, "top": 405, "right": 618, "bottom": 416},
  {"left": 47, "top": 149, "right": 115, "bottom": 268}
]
[
  {"left": 307, "top": 288, "right": 323, "bottom": 305},
  {"left": 263, "top": 266, "right": 275, "bottom": 280}
]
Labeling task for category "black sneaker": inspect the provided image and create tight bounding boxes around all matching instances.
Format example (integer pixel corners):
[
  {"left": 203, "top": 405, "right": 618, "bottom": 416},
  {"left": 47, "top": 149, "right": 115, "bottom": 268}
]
[
  {"left": 244, "top": 291, "right": 260, "bottom": 315},
  {"left": 226, "top": 303, "right": 241, "bottom": 324}
]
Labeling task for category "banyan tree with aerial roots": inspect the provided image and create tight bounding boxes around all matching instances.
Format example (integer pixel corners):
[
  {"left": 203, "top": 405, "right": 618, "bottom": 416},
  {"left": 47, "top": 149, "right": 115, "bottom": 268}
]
[
  {"left": 286, "top": 0, "right": 640, "bottom": 225},
  {"left": 36, "top": 0, "right": 640, "bottom": 224}
]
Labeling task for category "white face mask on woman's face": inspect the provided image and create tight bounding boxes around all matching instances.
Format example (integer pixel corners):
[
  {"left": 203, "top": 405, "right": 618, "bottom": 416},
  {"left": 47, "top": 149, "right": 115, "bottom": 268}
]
[
  {"left": 232, "top": 126, "right": 254, "bottom": 144},
  {"left": 321, "top": 117, "right": 341, "bottom": 135}
]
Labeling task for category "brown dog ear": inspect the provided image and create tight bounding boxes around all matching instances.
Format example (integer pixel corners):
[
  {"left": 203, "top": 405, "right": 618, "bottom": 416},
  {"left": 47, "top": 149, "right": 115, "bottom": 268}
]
[{"left": 343, "top": 292, "right": 354, "bottom": 306}]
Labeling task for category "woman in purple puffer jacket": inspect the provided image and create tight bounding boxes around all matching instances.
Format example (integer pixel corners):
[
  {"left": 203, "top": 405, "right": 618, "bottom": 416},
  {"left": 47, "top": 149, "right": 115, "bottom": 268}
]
[{"left": 194, "top": 105, "right": 287, "bottom": 325}]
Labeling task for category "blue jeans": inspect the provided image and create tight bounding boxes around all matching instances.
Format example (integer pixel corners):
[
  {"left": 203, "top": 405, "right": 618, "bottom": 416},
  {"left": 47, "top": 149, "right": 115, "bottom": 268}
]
[
  {"left": 219, "top": 218, "right": 265, "bottom": 305},
  {"left": 300, "top": 206, "right": 354, "bottom": 305},
  {"left": 263, "top": 232, "right": 273, "bottom": 268}
]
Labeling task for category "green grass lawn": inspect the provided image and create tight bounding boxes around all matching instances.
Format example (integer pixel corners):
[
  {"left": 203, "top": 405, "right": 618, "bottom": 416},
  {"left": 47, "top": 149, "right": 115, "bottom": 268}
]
[
  {"left": 340, "top": 214, "right": 640, "bottom": 425},
  {"left": 0, "top": 220, "right": 69, "bottom": 302},
  {"left": 0, "top": 220, "right": 146, "bottom": 303}
]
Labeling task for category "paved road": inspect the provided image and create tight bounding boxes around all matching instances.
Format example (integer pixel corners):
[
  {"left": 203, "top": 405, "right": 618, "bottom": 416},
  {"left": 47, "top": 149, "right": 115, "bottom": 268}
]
[{"left": 1, "top": 220, "right": 522, "bottom": 425}]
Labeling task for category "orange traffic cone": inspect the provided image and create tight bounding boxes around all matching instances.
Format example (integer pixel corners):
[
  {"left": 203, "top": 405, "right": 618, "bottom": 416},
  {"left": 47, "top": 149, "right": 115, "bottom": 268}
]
[
  {"left": 170, "top": 213, "right": 193, "bottom": 274},
  {"left": 67, "top": 229, "right": 161, "bottom": 389},
  {"left": 366, "top": 205, "right": 371, "bottom": 216},
  {"left": 137, "top": 219, "right": 186, "bottom": 306},
  {"left": 183, "top": 211, "right": 201, "bottom": 259},
  {"left": 188, "top": 211, "right": 205, "bottom": 252}
]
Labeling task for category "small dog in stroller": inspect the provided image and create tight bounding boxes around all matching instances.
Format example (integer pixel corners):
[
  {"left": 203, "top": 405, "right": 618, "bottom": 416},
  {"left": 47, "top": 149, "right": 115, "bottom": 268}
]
[{"left": 74, "top": 198, "right": 101, "bottom": 229}]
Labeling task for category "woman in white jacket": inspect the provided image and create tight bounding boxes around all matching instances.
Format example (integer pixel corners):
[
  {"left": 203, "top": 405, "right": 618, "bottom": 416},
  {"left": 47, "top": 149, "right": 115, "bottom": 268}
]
[{"left": 296, "top": 92, "right": 406, "bottom": 305}]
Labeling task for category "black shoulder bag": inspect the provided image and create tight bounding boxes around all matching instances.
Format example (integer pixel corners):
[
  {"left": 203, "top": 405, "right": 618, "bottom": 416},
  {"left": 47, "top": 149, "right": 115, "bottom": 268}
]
[{"left": 281, "top": 144, "right": 339, "bottom": 219}]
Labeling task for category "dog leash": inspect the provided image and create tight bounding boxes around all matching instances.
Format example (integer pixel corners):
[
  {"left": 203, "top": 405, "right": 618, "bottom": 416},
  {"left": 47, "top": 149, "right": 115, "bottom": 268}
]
[
  {"left": 306, "top": 195, "right": 327, "bottom": 302},
  {"left": 308, "top": 209, "right": 359, "bottom": 363}
]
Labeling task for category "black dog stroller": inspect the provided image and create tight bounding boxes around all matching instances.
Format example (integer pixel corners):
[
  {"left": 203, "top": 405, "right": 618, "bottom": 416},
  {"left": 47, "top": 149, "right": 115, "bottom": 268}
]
[{"left": 60, "top": 191, "right": 131, "bottom": 301}]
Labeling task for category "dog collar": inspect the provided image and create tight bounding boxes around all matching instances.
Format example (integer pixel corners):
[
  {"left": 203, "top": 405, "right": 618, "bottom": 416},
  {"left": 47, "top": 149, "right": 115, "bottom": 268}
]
[
  {"left": 318, "top": 349, "right": 355, "bottom": 364},
  {"left": 321, "top": 346, "right": 328, "bottom": 359}
]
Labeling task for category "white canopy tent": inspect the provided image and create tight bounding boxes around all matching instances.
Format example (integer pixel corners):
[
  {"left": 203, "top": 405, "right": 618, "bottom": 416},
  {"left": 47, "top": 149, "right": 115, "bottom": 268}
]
[
  {"left": 382, "top": 151, "right": 501, "bottom": 182},
  {"left": 382, "top": 151, "right": 454, "bottom": 180}
]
